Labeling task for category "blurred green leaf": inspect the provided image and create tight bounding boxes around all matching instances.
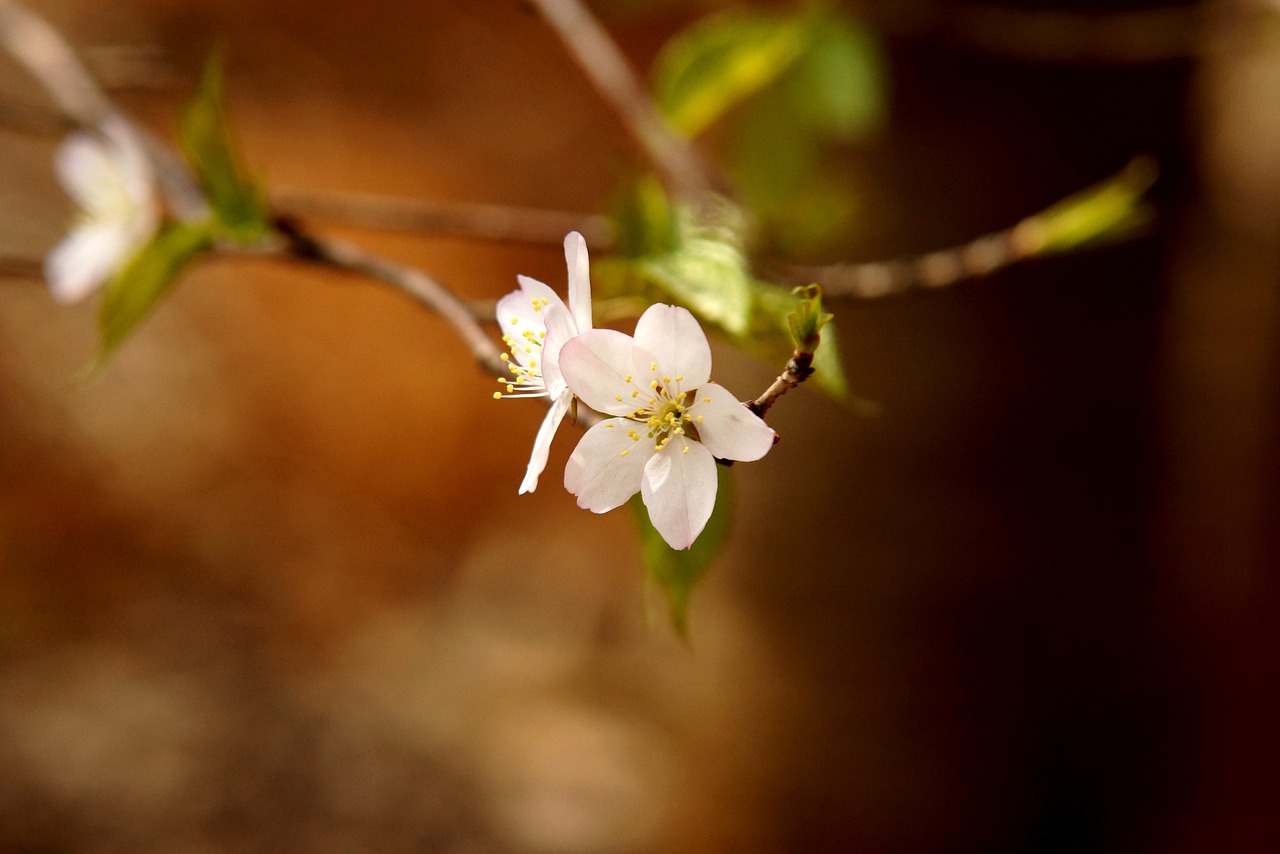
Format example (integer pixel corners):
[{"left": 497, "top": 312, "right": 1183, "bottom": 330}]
[
  {"left": 652, "top": 10, "right": 810, "bottom": 138},
  {"left": 633, "top": 465, "right": 734, "bottom": 637},
  {"left": 178, "top": 50, "right": 268, "bottom": 241},
  {"left": 1027, "top": 157, "right": 1158, "bottom": 255},
  {"left": 95, "top": 221, "right": 213, "bottom": 363},
  {"left": 635, "top": 226, "right": 753, "bottom": 337},
  {"left": 609, "top": 173, "right": 678, "bottom": 258},
  {"left": 726, "top": 7, "right": 886, "bottom": 255}
]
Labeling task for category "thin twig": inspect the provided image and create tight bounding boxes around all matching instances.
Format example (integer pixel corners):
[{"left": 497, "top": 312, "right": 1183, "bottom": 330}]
[
  {"left": 0, "top": 0, "right": 207, "bottom": 218},
  {"left": 748, "top": 350, "right": 815, "bottom": 419},
  {"left": 270, "top": 218, "right": 507, "bottom": 376},
  {"left": 527, "top": 0, "right": 718, "bottom": 202},
  {"left": 272, "top": 187, "right": 615, "bottom": 248},
  {"left": 791, "top": 157, "right": 1157, "bottom": 299}
]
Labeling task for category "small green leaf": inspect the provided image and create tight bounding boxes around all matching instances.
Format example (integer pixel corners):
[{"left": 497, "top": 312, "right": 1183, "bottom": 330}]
[
  {"left": 787, "top": 284, "right": 833, "bottom": 349},
  {"left": 95, "top": 221, "right": 213, "bottom": 363},
  {"left": 178, "top": 50, "right": 268, "bottom": 241},
  {"left": 652, "top": 10, "right": 810, "bottom": 138},
  {"left": 636, "top": 228, "right": 754, "bottom": 337},
  {"left": 783, "top": 11, "right": 886, "bottom": 140},
  {"left": 633, "top": 465, "right": 734, "bottom": 637},
  {"left": 749, "top": 279, "right": 850, "bottom": 400},
  {"left": 609, "top": 173, "right": 678, "bottom": 258},
  {"left": 1024, "top": 157, "right": 1158, "bottom": 255}
]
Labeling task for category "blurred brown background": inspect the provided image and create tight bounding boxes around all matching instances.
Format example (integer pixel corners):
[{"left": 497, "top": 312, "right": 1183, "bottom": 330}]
[{"left": 1, "top": 0, "right": 1277, "bottom": 851}]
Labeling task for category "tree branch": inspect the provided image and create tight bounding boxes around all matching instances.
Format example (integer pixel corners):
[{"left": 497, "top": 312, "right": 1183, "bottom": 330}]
[
  {"left": 271, "top": 187, "right": 614, "bottom": 248},
  {"left": 269, "top": 217, "right": 507, "bottom": 376},
  {"left": 527, "top": 0, "right": 719, "bottom": 202}
]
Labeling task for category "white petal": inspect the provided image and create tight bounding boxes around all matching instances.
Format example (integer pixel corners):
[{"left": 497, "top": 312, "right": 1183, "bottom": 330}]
[
  {"left": 99, "top": 115, "right": 153, "bottom": 202},
  {"left": 691, "top": 383, "right": 777, "bottom": 462},
  {"left": 496, "top": 277, "right": 566, "bottom": 371},
  {"left": 44, "top": 222, "right": 132, "bottom": 304},
  {"left": 559, "top": 329, "right": 647, "bottom": 416},
  {"left": 564, "top": 231, "right": 592, "bottom": 332},
  {"left": 538, "top": 304, "right": 579, "bottom": 396},
  {"left": 54, "top": 133, "right": 115, "bottom": 210},
  {"left": 640, "top": 436, "right": 718, "bottom": 550},
  {"left": 565, "top": 417, "right": 652, "bottom": 512},
  {"left": 634, "top": 303, "right": 711, "bottom": 389},
  {"left": 519, "top": 390, "right": 572, "bottom": 494}
]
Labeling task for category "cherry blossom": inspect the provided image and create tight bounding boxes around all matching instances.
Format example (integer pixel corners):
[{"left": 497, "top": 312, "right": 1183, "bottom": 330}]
[
  {"left": 559, "top": 303, "right": 776, "bottom": 549},
  {"left": 493, "top": 231, "right": 593, "bottom": 493},
  {"left": 45, "top": 116, "right": 158, "bottom": 304}
]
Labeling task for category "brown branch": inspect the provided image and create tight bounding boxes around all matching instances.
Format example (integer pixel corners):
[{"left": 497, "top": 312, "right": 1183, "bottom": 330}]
[
  {"left": 271, "top": 187, "right": 614, "bottom": 249},
  {"left": 748, "top": 350, "right": 815, "bottom": 419},
  {"left": 527, "top": 0, "right": 719, "bottom": 202},
  {"left": 270, "top": 217, "right": 507, "bottom": 376}
]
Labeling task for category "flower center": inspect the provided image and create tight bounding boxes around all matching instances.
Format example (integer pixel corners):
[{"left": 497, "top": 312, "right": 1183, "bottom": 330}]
[{"left": 492, "top": 298, "right": 550, "bottom": 400}]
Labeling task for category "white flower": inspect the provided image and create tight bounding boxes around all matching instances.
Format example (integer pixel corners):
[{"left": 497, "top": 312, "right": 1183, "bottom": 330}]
[
  {"left": 558, "top": 303, "right": 777, "bottom": 550},
  {"left": 493, "top": 230, "right": 593, "bottom": 493},
  {"left": 45, "top": 115, "right": 158, "bottom": 304}
]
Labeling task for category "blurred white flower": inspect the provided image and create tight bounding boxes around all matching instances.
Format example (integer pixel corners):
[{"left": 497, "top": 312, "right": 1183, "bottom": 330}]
[
  {"left": 45, "top": 116, "right": 158, "bottom": 304},
  {"left": 558, "top": 304, "right": 776, "bottom": 550},
  {"left": 494, "top": 231, "right": 593, "bottom": 493}
]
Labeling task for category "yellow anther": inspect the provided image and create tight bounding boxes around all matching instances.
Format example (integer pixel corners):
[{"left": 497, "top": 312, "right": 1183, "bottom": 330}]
[
  {"left": 620, "top": 449, "right": 629, "bottom": 457},
  {"left": 624, "top": 374, "right": 632, "bottom": 383},
  {"left": 614, "top": 395, "right": 623, "bottom": 402},
  {"left": 631, "top": 390, "right": 639, "bottom": 398},
  {"left": 663, "top": 376, "right": 671, "bottom": 384},
  {"left": 510, "top": 317, "right": 519, "bottom": 325},
  {"left": 702, "top": 397, "right": 711, "bottom": 403},
  {"left": 500, "top": 352, "right": 510, "bottom": 361},
  {"left": 696, "top": 415, "right": 704, "bottom": 423},
  {"left": 650, "top": 380, "right": 659, "bottom": 389},
  {"left": 650, "top": 362, "right": 658, "bottom": 371},
  {"left": 493, "top": 391, "right": 502, "bottom": 399},
  {"left": 682, "top": 446, "right": 689, "bottom": 455},
  {"left": 675, "top": 376, "right": 683, "bottom": 382}
]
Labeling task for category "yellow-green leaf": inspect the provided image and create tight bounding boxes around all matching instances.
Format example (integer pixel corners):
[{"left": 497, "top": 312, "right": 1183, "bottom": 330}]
[
  {"left": 633, "top": 465, "right": 734, "bottom": 637},
  {"left": 95, "top": 221, "right": 213, "bottom": 364},
  {"left": 178, "top": 50, "right": 268, "bottom": 241},
  {"left": 653, "top": 10, "right": 810, "bottom": 138}
]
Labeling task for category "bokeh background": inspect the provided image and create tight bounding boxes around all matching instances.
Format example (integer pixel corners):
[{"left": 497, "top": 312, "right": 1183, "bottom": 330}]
[{"left": 1, "top": 0, "right": 1277, "bottom": 851}]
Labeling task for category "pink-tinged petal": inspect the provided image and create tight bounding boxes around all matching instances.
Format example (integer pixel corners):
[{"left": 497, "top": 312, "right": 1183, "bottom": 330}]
[
  {"left": 565, "top": 417, "right": 652, "bottom": 512},
  {"left": 518, "top": 390, "right": 572, "bottom": 494},
  {"left": 690, "top": 382, "right": 777, "bottom": 462},
  {"left": 640, "top": 436, "right": 718, "bottom": 550},
  {"left": 539, "top": 304, "right": 578, "bottom": 395},
  {"left": 559, "top": 329, "right": 645, "bottom": 416},
  {"left": 564, "top": 231, "right": 592, "bottom": 332},
  {"left": 634, "top": 303, "right": 711, "bottom": 388},
  {"left": 44, "top": 223, "right": 132, "bottom": 304}
]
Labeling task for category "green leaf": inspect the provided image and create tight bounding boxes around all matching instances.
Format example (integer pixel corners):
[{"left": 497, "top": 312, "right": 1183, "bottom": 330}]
[
  {"left": 635, "top": 227, "right": 754, "bottom": 337},
  {"left": 1024, "top": 157, "right": 1158, "bottom": 255},
  {"left": 748, "top": 279, "right": 850, "bottom": 400},
  {"left": 633, "top": 465, "right": 735, "bottom": 637},
  {"left": 723, "top": 7, "right": 887, "bottom": 255},
  {"left": 178, "top": 50, "right": 268, "bottom": 241},
  {"left": 783, "top": 11, "right": 886, "bottom": 140},
  {"left": 95, "top": 221, "right": 213, "bottom": 363},
  {"left": 609, "top": 173, "right": 678, "bottom": 258},
  {"left": 652, "top": 10, "right": 810, "bottom": 138},
  {"left": 787, "top": 283, "right": 833, "bottom": 348}
]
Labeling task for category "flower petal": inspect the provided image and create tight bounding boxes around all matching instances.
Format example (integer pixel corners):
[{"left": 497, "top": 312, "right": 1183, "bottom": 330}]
[
  {"left": 690, "top": 383, "right": 777, "bottom": 462},
  {"left": 518, "top": 390, "right": 572, "bottom": 494},
  {"left": 44, "top": 222, "right": 133, "bottom": 304},
  {"left": 640, "top": 436, "right": 718, "bottom": 550},
  {"left": 564, "top": 231, "right": 592, "bottom": 332},
  {"left": 538, "top": 304, "right": 578, "bottom": 396},
  {"left": 634, "top": 303, "right": 711, "bottom": 389},
  {"left": 497, "top": 276, "right": 566, "bottom": 371},
  {"left": 54, "top": 133, "right": 116, "bottom": 210},
  {"left": 565, "top": 417, "right": 652, "bottom": 512},
  {"left": 559, "top": 329, "right": 648, "bottom": 416}
]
